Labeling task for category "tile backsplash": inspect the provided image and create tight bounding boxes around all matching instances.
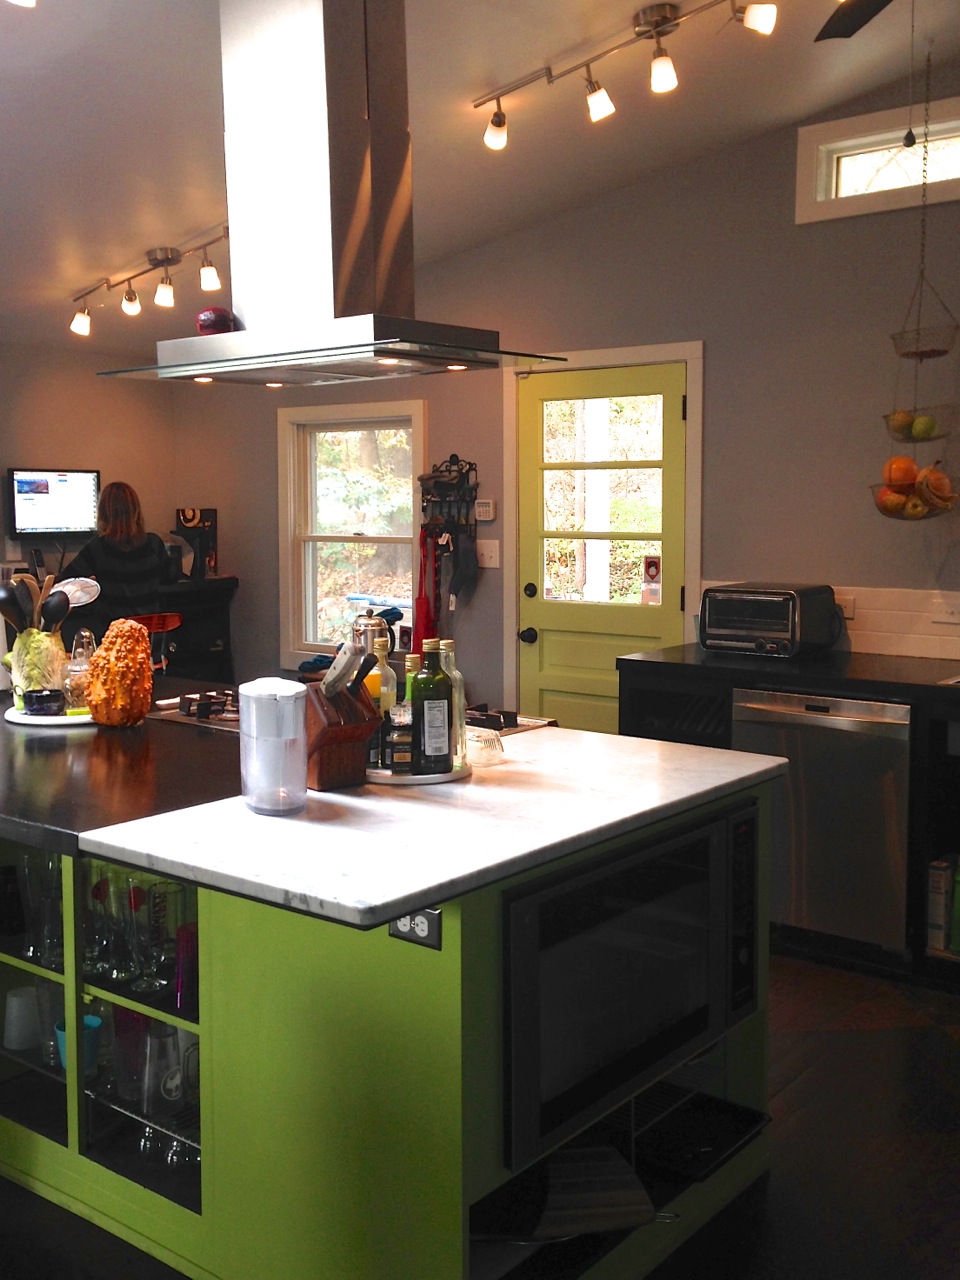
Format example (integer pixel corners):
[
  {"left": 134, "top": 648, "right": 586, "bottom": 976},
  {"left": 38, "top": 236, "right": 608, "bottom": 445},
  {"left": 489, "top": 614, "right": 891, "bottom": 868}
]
[{"left": 833, "top": 585, "right": 960, "bottom": 661}]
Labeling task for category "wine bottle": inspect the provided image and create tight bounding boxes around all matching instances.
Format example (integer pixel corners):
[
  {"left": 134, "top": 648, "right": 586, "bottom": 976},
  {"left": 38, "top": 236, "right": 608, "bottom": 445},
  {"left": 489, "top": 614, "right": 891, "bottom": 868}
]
[
  {"left": 371, "top": 637, "right": 396, "bottom": 768},
  {"left": 439, "top": 639, "right": 466, "bottom": 770},
  {"left": 410, "top": 639, "right": 452, "bottom": 774}
]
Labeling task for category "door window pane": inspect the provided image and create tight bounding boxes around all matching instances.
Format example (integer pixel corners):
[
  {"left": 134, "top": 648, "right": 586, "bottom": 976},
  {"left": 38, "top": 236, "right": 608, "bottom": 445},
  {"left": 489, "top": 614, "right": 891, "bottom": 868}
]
[
  {"left": 543, "top": 538, "right": 662, "bottom": 603},
  {"left": 544, "top": 468, "right": 662, "bottom": 535},
  {"left": 542, "top": 396, "right": 663, "bottom": 463}
]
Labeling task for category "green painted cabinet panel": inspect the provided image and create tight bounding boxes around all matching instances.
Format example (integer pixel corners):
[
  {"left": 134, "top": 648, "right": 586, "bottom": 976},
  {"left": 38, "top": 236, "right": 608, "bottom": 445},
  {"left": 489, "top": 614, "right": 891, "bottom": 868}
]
[{"left": 207, "top": 891, "right": 467, "bottom": 1280}]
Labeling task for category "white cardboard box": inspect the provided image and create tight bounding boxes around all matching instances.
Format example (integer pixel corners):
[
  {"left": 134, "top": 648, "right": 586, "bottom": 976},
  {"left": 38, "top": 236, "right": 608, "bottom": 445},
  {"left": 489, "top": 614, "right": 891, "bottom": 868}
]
[{"left": 928, "top": 858, "right": 955, "bottom": 952}]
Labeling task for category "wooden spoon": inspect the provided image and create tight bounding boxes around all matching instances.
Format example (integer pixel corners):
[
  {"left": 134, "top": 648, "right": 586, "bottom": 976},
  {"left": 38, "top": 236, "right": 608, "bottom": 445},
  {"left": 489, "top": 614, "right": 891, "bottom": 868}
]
[{"left": 38, "top": 573, "right": 55, "bottom": 610}]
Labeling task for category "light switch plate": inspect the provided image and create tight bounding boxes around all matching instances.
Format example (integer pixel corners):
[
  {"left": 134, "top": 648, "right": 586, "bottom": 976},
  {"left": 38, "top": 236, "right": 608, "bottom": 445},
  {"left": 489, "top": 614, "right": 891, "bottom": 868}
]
[{"left": 476, "top": 540, "right": 500, "bottom": 568}]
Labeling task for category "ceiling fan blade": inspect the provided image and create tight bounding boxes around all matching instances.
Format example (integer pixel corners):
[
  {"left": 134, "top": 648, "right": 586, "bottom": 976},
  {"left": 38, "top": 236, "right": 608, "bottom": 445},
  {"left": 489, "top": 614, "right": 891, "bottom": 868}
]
[{"left": 815, "top": 0, "right": 897, "bottom": 40}]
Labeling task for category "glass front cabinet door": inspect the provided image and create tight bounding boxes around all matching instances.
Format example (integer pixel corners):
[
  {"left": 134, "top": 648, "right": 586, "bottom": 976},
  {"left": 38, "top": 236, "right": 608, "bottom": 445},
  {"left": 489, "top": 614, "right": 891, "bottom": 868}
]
[
  {"left": 0, "top": 843, "right": 202, "bottom": 1217},
  {"left": 77, "top": 858, "right": 201, "bottom": 1213},
  {"left": 0, "top": 843, "right": 68, "bottom": 1146}
]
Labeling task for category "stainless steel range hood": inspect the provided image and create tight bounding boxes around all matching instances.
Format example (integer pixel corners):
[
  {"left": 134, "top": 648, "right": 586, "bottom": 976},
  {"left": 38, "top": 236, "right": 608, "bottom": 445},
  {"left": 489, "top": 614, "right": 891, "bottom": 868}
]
[{"left": 101, "top": 0, "right": 561, "bottom": 387}]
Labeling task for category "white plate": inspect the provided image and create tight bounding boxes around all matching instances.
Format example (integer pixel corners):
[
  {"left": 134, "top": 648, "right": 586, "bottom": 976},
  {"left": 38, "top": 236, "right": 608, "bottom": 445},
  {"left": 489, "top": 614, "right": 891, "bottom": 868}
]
[
  {"left": 4, "top": 707, "right": 95, "bottom": 728},
  {"left": 365, "top": 764, "right": 472, "bottom": 786},
  {"left": 56, "top": 577, "right": 101, "bottom": 607}
]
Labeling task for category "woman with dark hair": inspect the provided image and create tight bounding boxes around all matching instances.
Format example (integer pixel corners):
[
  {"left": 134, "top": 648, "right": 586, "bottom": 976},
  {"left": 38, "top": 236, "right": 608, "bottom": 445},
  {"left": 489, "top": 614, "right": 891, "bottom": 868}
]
[{"left": 58, "top": 481, "right": 178, "bottom": 643}]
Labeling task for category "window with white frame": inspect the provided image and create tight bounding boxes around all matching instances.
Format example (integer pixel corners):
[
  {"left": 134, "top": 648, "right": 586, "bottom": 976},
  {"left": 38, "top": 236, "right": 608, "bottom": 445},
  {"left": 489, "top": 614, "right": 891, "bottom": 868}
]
[
  {"left": 277, "top": 401, "right": 425, "bottom": 670},
  {"left": 796, "top": 95, "right": 960, "bottom": 224}
]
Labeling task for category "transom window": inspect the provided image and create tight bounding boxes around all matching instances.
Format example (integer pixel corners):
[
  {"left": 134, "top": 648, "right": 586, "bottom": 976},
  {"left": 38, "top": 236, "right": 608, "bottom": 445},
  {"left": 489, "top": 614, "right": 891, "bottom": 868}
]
[
  {"left": 796, "top": 95, "right": 960, "bottom": 224},
  {"left": 277, "top": 401, "right": 424, "bottom": 670}
]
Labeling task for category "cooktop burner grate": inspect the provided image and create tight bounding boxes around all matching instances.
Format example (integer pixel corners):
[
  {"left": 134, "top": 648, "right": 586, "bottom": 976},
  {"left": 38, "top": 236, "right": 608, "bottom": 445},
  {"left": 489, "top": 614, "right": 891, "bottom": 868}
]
[{"left": 149, "top": 689, "right": 241, "bottom": 732}]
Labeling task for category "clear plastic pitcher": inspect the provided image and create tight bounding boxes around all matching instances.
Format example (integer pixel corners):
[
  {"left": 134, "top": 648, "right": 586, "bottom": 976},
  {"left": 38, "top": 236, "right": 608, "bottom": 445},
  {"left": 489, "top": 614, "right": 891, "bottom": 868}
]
[{"left": 238, "top": 677, "right": 308, "bottom": 815}]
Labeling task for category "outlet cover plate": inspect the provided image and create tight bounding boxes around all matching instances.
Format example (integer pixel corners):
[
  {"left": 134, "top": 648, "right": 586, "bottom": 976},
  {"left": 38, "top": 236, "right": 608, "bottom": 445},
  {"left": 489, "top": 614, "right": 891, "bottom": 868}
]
[{"left": 389, "top": 908, "right": 442, "bottom": 950}]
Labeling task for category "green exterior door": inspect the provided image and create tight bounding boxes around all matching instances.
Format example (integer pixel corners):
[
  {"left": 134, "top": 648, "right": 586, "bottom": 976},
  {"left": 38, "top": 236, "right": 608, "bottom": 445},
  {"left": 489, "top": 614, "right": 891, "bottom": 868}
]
[{"left": 518, "top": 362, "right": 687, "bottom": 733}]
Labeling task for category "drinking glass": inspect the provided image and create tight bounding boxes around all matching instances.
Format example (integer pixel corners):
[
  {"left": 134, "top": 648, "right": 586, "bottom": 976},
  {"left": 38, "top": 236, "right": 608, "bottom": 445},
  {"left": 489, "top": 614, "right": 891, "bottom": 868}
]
[
  {"left": 80, "top": 860, "right": 112, "bottom": 978},
  {"left": 111, "top": 1006, "right": 148, "bottom": 1104},
  {"left": 97, "top": 866, "right": 140, "bottom": 984},
  {"left": 126, "top": 875, "right": 163, "bottom": 995},
  {"left": 141, "top": 1021, "right": 183, "bottom": 1119}
]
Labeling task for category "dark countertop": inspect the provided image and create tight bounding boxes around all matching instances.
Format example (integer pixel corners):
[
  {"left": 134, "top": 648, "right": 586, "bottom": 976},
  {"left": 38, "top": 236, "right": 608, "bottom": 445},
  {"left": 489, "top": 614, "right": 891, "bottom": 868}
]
[
  {"left": 0, "top": 678, "right": 240, "bottom": 856},
  {"left": 617, "top": 644, "right": 960, "bottom": 707}
]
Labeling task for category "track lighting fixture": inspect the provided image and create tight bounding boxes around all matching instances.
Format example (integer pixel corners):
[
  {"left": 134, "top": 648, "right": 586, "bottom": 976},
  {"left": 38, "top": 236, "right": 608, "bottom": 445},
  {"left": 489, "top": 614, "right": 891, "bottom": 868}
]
[
  {"left": 473, "top": 0, "right": 777, "bottom": 148},
  {"left": 585, "top": 66, "right": 616, "bottom": 122},
  {"left": 68, "top": 226, "right": 228, "bottom": 337},
  {"left": 483, "top": 98, "right": 508, "bottom": 150}
]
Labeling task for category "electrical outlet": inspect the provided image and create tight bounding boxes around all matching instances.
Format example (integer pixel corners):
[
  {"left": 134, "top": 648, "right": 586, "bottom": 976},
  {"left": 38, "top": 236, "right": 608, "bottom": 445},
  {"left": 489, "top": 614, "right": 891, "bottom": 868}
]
[
  {"left": 476, "top": 540, "right": 500, "bottom": 569},
  {"left": 389, "top": 909, "right": 442, "bottom": 950},
  {"left": 836, "top": 593, "right": 855, "bottom": 620},
  {"left": 933, "top": 608, "right": 960, "bottom": 626}
]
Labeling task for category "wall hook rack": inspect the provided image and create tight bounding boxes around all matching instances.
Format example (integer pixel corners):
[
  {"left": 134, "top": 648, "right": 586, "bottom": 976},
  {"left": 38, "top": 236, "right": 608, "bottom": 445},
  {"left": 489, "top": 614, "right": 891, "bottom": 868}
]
[{"left": 419, "top": 454, "right": 479, "bottom": 544}]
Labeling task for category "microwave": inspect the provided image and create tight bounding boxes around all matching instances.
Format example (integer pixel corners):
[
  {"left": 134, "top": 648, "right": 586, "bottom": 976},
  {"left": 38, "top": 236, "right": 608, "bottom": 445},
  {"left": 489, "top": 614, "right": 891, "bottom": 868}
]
[
  {"left": 699, "top": 582, "right": 839, "bottom": 658},
  {"left": 501, "top": 802, "right": 759, "bottom": 1171}
]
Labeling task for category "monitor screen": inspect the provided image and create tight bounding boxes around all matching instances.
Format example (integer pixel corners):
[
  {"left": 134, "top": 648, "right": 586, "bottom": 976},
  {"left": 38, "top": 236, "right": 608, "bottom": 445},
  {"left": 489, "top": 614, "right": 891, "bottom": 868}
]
[{"left": 8, "top": 468, "right": 100, "bottom": 537}]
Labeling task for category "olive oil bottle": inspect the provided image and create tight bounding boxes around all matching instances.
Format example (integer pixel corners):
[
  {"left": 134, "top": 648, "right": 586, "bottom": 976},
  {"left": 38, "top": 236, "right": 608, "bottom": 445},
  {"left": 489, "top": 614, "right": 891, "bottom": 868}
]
[{"left": 410, "top": 638, "right": 452, "bottom": 774}]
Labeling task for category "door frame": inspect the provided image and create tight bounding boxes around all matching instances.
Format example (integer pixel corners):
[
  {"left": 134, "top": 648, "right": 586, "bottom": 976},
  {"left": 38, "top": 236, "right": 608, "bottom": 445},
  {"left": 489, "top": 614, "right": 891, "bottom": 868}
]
[{"left": 501, "top": 341, "right": 703, "bottom": 708}]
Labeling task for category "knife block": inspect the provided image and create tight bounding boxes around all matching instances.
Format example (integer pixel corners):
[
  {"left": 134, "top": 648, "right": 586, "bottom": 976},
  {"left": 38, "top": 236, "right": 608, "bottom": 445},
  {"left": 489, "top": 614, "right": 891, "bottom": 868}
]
[{"left": 304, "top": 681, "right": 381, "bottom": 790}]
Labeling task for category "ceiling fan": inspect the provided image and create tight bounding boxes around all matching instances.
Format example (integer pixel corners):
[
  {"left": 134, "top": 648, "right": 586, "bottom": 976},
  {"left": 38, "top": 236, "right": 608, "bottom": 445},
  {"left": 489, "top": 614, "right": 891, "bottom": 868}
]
[{"left": 815, "top": 0, "right": 896, "bottom": 40}]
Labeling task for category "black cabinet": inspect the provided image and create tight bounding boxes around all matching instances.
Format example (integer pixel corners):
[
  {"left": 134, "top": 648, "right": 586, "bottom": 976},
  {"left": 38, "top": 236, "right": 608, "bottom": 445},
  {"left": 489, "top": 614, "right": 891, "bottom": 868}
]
[{"left": 159, "top": 577, "right": 238, "bottom": 684}]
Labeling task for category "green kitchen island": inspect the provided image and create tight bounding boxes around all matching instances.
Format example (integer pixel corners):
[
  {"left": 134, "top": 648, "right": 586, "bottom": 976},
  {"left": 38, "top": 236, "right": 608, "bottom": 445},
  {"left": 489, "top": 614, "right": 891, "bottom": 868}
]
[{"left": 0, "top": 703, "right": 784, "bottom": 1280}]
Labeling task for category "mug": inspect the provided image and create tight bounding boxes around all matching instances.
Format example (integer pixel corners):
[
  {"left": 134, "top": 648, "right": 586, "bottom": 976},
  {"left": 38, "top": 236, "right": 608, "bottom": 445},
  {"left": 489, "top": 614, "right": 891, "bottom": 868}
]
[
  {"left": 54, "top": 1014, "right": 102, "bottom": 1080},
  {"left": 21, "top": 688, "right": 66, "bottom": 717}
]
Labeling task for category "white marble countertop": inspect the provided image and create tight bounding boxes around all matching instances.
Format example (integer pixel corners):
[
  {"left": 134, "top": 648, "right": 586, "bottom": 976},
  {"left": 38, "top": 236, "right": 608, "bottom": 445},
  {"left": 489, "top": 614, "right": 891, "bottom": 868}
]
[{"left": 78, "top": 727, "right": 786, "bottom": 927}]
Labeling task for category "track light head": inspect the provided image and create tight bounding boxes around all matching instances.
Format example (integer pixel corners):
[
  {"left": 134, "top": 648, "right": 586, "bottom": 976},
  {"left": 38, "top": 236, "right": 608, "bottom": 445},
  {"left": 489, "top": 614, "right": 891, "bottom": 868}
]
[
  {"left": 154, "top": 274, "right": 175, "bottom": 307},
  {"left": 483, "top": 99, "right": 508, "bottom": 150},
  {"left": 585, "top": 66, "right": 615, "bottom": 122},
  {"left": 199, "top": 250, "right": 221, "bottom": 291},
  {"left": 121, "top": 283, "right": 141, "bottom": 316},
  {"left": 69, "top": 306, "right": 91, "bottom": 337},
  {"left": 650, "top": 40, "right": 678, "bottom": 93},
  {"left": 734, "top": 2, "right": 777, "bottom": 34}
]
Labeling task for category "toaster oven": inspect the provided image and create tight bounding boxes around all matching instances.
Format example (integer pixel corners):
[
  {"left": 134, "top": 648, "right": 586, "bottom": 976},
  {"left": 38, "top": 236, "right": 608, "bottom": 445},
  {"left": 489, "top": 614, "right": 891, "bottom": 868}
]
[{"left": 699, "top": 583, "right": 840, "bottom": 657}]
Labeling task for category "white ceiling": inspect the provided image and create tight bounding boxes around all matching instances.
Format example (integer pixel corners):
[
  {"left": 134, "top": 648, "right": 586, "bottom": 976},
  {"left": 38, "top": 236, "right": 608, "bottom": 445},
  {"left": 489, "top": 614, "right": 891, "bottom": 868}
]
[{"left": 0, "top": 0, "right": 957, "bottom": 360}]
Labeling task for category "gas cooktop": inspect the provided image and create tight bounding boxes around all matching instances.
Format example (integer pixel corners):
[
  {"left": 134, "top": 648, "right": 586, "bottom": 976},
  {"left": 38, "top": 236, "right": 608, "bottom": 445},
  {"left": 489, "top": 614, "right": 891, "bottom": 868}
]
[{"left": 149, "top": 689, "right": 240, "bottom": 733}]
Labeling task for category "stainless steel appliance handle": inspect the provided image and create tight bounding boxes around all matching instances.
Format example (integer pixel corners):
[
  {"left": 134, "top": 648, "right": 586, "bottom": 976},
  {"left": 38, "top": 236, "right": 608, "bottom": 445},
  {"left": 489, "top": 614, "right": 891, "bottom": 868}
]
[{"left": 732, "top": 698, "right": 910, "bottom": 739}]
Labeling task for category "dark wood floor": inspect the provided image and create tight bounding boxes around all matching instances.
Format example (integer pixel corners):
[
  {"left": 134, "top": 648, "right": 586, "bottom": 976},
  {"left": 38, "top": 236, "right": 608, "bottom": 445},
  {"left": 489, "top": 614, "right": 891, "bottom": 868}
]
[
  {"left": 3, "top": 953, "right": 960, "bottom": 1278},
  {"left": 648, "top": 953, "right": 960, "bottom": 1280}
]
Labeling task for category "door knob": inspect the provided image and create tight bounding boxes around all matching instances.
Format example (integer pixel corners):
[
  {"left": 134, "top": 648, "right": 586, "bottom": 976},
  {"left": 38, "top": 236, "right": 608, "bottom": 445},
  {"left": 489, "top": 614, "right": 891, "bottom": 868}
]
[
  {"left": 523, "top": 582, "right": 537, "bottom": 598},
  {"left": 518, "top": 627, "right": 538, "bottom": 644}
]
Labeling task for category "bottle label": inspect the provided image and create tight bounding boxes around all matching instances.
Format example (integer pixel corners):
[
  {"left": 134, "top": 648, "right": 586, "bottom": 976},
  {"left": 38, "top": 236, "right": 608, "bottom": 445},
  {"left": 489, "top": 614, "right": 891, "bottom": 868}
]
[{"left": 422, "top": 700, "right": 450, "bottom": 756}]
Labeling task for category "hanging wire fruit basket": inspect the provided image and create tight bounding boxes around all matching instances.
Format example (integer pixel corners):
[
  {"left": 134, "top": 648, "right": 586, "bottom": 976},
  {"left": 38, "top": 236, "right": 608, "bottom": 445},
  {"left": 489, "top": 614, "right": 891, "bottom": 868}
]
[
  {"left": 884, "top": 403, "right": 958, "bottom": 443},
  {"left": 872, "top": 53, "right": 959, "bottom": 522}
]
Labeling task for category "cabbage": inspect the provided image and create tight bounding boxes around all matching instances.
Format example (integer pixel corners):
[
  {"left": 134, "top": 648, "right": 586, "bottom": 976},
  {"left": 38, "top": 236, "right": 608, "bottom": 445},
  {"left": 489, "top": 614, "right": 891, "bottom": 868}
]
[{"left": 10, "top": 628, "right": 66, "bottom": 692}]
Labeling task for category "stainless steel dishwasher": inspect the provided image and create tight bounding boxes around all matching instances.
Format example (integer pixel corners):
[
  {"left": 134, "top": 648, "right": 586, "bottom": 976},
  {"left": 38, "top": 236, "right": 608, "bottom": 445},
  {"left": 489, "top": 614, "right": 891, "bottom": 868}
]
[{"left": 731, "top": 688, "right": 911, "bottom": 952}]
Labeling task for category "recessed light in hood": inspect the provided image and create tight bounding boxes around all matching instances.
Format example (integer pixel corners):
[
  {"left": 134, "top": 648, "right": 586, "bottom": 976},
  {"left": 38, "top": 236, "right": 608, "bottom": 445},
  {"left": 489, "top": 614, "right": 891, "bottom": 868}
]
[{"left": 100, "top": 0, "right": 562, "bottom": 386}]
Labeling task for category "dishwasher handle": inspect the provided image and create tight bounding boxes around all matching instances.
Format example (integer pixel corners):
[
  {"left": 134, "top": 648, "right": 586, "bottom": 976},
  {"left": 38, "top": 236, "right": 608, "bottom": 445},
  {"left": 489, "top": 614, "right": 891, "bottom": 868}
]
[{"left": 731, "top": 691, "right": 911, "bottom": 740}]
